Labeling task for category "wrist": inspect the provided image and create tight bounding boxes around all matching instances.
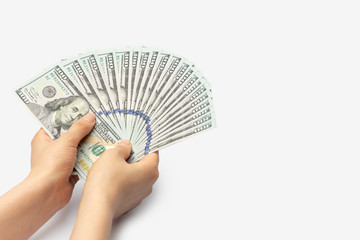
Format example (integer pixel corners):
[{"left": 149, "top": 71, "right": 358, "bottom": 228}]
[
  {"left": 71, "top": 190, "right": 114, "bottom": 239},
  {"left": 81, "top": 188, "right": 116, "bottom": 219},
  {"left": 0, "top": 172, "right": 65, "bottom": 239},
  {"left": 27, "top": 171, "right": 66, "bottom": 212}
]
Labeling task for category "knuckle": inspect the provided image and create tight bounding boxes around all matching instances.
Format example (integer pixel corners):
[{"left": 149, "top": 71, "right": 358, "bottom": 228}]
[
  {"left": 154, "top": 169, "right": 159, "bottom": 181},
  {"left": 149, "top": 168, "right": 159, "bottom": 182},
  {"left": 98, "top": 148, "right": 126, "bottom": 164},
  {"left": 73, "top": 119, "right": 87, "bottom": 129},
  {"left": 145, "top": 187, "right": 153, "bottom": 198},
  {"left": 97, "top": 149, "right": 113, "bottom": 159},
  {"left": 31, "top": 136, "right": 37, "bottom": 147},
  {"left": 63, "top": 134, "right": 79, "bottom": 146},
  {"left": 31, "top": 131, "right": 41, "bottom": 146},
  {"left": 71, "top": 118, "right": 92, "bottom": 133},
  {"left": 109, "top": 146, "right": 123, "bottom": 157}
]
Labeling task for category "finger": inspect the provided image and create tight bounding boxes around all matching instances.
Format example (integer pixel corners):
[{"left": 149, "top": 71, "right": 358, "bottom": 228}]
[
  {"left": 138, "top": 151, "right": 159, "bottom": 168},
  {"left": 69, "top": 175, "right": 79, "bottom": 189},
  {"left": 31, "top": 128, "right": 52, "bottom": 147},
  {"left": 136, "top": 151, "right": 159, "bottom": 182},
  {"left": 112, "top": 140, "right": 132, "bottom": 160},
  {"left": 59, "top": 113, "right": 96, "bottom": 146}
]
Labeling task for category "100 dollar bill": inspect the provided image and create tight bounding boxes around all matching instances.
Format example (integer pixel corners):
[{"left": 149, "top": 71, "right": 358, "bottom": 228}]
[{"left": 15, "top": 65, "right": 131, "bottom": 177}]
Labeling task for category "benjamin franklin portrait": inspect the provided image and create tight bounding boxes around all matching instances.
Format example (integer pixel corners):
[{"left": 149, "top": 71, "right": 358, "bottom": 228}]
[{"left": 27, "top": 96, "right": 90, "bottom": 138}]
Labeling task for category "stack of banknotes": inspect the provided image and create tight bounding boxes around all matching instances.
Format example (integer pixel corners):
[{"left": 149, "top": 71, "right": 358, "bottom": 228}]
[{"left": 15, "top": 46, "right": 216, "bottom": 180}]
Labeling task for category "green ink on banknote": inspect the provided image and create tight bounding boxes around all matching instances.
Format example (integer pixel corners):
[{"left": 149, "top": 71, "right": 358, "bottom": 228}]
[{"left": 91, "top": 145, "right": 106, "bottom": 157}]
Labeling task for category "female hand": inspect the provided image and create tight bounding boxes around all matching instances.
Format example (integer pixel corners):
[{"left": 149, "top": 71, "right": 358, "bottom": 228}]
[
  {"left": 0, "top": 113, "right": 95, "bottom": 240},
  {"left": 29, "top": 113, "right": 96, "bottom": 209},
  {"left": 86, "top": 140, "right": 159, "bottom": 218},
  {"left": 71, "top": 140, "right": 159, "bottom": 239}
]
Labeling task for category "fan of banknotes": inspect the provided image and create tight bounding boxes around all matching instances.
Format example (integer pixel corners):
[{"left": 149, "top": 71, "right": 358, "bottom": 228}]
[{"left": 15, "top": 46, "right": 216, "bottom": 180}]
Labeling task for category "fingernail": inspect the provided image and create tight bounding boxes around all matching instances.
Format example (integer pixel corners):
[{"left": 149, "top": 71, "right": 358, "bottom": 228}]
[
  {"left": 83, "top": 113, "right": 95, "bottom": 123},
  {"left": 118, "top": 139, "right": 131, "bottom": 147}
]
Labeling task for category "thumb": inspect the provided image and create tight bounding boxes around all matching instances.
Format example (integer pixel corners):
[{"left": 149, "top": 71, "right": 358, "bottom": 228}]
[
  {"left": 112, "top": 140, "right": 132, "bottom": 160},
  {"left": 59, "top": 113, "right": 96, "bottom": 146}
]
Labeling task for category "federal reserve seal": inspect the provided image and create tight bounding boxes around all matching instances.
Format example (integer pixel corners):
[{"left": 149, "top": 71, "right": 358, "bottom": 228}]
[{"left": 42, "top": 86, "right": 57, "bottom": 98}]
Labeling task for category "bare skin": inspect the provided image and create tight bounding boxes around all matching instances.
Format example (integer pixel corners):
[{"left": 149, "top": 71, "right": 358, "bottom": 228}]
[
  {"left": 0, "top": 113, "right": 159, "bottom": 239},
  {"left": 71, "top": 141, "right": 159, "bottom": 240}
]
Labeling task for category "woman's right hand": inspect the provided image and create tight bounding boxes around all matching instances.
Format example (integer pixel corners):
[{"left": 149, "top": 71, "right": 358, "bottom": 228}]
[
  {"left": 71, "top": 140, "right": 159, "bottom": 239},
  {"left": 86, "top": 140, "right": 159, "bottom": 218}
]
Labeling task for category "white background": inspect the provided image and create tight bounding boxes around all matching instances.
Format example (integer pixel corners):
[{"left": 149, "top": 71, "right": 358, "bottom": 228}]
[{"left": 0, "top": 0, "right": 359, "bottom": 239}]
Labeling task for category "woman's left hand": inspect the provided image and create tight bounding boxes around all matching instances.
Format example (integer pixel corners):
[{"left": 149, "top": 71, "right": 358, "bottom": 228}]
[
  {"left": 0, "top": 113, "right": 96, "bottom": 240},
  {"left": 30, "top": 113, "right": 96, "bottom": 209}
]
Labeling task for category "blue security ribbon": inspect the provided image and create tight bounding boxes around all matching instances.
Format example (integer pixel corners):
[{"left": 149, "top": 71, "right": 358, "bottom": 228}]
[{"left": 115, "top": 109, "right": 152, "bottom": 155}]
